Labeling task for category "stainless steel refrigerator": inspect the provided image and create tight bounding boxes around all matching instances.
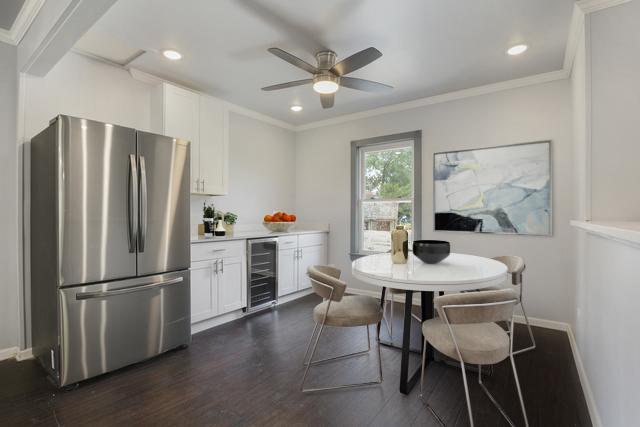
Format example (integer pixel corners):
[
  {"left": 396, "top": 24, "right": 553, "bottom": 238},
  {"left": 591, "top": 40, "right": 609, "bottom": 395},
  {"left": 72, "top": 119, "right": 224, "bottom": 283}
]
[{"left": 30, "top": 115, "right": 191, "bottom": 387}]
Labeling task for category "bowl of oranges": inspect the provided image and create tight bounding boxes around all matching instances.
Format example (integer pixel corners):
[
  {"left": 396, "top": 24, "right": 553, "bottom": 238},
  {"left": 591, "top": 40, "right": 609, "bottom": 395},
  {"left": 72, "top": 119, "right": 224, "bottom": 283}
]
[{"left": 263, "top": 211, "right": 297, "bottom": 232}]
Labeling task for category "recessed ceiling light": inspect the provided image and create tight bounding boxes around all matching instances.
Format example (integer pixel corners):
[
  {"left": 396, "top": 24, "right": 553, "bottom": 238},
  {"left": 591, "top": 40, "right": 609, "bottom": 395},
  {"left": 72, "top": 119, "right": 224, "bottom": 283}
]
[
  {"left": 507, "top": 44, "right": 528, "bottom": 56},
  {"left": 290, "top": 105, "right": 303, "bottom": 112},
  {"left": 162, "top": 49, "right": 183, "bottom": 60}
]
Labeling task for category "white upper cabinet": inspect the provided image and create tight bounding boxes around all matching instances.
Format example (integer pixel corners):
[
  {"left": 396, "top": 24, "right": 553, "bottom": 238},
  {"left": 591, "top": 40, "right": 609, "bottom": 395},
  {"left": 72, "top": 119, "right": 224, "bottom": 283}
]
[
  {"left": 151, "top": 82, "right": 228, "bottom": 195},
  {"left": 199, "top": 95, "right": 228, "bottom": 195}
]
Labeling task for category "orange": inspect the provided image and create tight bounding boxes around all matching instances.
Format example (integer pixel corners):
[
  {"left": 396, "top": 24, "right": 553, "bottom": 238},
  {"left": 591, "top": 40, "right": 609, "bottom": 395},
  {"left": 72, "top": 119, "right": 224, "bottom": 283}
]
[
  {"left": 290, "top": 214, "right": 297, "bottom": 222},
  {"left": 264, "top": 215, "right": 273, "bottom": 222}
]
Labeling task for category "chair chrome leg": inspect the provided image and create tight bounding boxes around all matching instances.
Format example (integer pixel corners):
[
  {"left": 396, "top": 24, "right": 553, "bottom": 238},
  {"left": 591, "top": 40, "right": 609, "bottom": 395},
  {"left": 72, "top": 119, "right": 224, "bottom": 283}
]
[
  {"left": 382, "top": 297, "right": 393, "bottom": 338},
  {"left": 304, "top": 325, "right": 371, "bottom": 367},
  {"left": 510, "top": 354, "right": 530, "bottom": 427},
  {"left": 419, "top": 337, "right": 445, "bottom": 427},
  {"left": 390, "top": 296, "right": 394, "bottom": 338},
  {"left": 513, "top": 302, "right": 536, "bottom": 355},
  {"left": 302, "top": 322, "right": 319, "bottom": 366},
  {"left": 300, "top": 320, "right": 326, "bottom": 391},
  {"left": 478, "top": 364, "right": 516, "bottom": 426},
  {"left": 301, "top": 324, "right": 384, "bottom": 393},
  {"left": 460, "top": 361, "right": 475, "bottom": 427}
]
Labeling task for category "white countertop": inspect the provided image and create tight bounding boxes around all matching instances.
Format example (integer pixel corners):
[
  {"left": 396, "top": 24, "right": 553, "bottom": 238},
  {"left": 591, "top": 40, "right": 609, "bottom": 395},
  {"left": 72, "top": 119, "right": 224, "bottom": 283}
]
[
  {"left": 191, "top": 228, "right": 328, "bottom": 244},
  {"left": 352, "top": 253, "right": 507, "bottom": 292},
  {"left": 571, "top": 220, "right": 640, "bottom": 248}
]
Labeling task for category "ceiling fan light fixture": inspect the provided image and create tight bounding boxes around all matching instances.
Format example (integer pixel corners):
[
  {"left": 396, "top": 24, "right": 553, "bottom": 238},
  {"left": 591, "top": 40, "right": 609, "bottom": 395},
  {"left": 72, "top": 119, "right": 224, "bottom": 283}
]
[{"left": 313, "top": 74, "right": 339, "bottom": 94}]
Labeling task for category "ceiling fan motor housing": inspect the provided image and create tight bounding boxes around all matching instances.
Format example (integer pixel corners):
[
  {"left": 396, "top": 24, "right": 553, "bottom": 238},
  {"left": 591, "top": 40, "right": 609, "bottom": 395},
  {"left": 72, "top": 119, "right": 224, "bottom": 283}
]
[{"left": 315, "top": 51, "right": 337, "bottom": 70}]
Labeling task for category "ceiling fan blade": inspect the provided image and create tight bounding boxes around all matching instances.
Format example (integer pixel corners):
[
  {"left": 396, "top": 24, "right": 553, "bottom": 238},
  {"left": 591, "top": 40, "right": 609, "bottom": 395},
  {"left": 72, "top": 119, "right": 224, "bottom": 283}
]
[
  {"left": 268, "top": 48, "right": 318, "bottom": 74},
  {"left": 261, "top": 79, "right": 313, "bottom": 91},
  {"left": 320, "top": 93, "right": 335, "bottom": 109},
  {"left": 331, "top": 47, "right": 382, "bottom": 76},
  {"left": 340, "top": 77, "right": 393, "bottom": 93}
]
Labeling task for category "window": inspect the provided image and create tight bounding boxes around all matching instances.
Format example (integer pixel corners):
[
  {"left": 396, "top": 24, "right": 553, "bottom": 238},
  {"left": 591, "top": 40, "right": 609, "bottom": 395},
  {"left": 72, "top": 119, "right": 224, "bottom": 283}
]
[{"left": 351, "top": 131, "right": 422, "bottom": 256}]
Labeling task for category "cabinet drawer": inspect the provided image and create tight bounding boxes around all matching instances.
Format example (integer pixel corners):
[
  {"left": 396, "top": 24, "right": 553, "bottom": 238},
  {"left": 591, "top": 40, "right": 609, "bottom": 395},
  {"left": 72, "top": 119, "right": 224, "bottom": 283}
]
[
  {"left": 298, "top": 233, "right": 327, "bottom": 248},
  {"left": 278, "top": 235, "right": 298, "bottom": 250},
  {"left": 191, "top": 240, "right": 244, "bottom": 262}
]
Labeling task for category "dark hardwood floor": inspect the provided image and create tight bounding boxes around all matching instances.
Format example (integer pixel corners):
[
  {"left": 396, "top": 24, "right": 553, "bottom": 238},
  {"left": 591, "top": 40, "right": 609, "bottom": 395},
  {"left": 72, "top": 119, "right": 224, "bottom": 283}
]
[{"left": 1, "top": 295, "right": 591, "bottom": 426}]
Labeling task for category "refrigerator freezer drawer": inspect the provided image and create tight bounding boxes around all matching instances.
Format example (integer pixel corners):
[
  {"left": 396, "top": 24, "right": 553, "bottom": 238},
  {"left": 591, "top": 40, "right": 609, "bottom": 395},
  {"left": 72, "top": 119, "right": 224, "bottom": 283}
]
[{"left": 57, "top": 271, "right": 190, "bottom": 386}]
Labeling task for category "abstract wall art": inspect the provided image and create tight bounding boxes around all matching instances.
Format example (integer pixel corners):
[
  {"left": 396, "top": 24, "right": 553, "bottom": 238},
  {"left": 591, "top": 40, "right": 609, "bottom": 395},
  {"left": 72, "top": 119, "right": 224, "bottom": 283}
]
[{"left": 434, "top": 141, "right": 551, "bottom": 235}]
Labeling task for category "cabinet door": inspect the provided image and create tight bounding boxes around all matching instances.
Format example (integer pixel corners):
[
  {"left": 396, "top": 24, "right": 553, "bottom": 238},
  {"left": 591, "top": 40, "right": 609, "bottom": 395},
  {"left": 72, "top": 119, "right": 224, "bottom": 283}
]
[
  {"left": 190, "top": 260, "right": 217, "bottom": 323},
  {"left": 163, "top": 84, "right": 200, "bottom": 192},
  {"left": 297, "top": 245, "right": 327, "bottom": 290},
  {"left": 278, "top": 248, "right": 297, "bottom": 297},
  {"left": 199, "top": 95, "right": 228, "bottom": 195},
  {"left": 218, "top": 256, "right": 244, "bottom": 314}
]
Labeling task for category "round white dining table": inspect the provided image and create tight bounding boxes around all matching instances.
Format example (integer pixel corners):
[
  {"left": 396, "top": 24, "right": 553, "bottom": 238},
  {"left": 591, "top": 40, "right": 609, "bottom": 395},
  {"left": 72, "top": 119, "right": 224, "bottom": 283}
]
[{"left": 351, "top": 252, "right": 508, "bottom": 394}]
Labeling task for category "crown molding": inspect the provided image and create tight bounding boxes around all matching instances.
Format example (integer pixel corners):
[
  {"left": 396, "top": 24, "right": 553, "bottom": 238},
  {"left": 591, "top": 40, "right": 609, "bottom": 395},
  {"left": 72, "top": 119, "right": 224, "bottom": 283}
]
[
  {"left": 295, "top": 69, "right": 568, "bottom": 131},
  {"left": 0, "top": 0, "right": 45, "bottom": 45},
  {"left": 577, "top": 0, "right": 632, "bottom": 14},
  {"left": 563, "top": 4, "right": 586, "bottom": 73}
]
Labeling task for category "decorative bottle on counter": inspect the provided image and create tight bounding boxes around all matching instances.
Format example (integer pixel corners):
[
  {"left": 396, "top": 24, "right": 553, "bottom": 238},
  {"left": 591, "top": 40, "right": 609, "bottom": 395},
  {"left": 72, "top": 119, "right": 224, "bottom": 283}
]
[
  {"left": 214, "top": 219, "right": 226, "bottom": 237},
  {"left": 391, "top": 225, "right": 408, "bottom": 264}
]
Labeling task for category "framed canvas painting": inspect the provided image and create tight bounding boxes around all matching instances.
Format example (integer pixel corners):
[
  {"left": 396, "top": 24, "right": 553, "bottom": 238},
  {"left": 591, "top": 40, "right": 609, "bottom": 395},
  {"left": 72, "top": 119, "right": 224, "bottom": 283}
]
[{"left": 433, "top": 141, "right": 551, "bottom": 235}]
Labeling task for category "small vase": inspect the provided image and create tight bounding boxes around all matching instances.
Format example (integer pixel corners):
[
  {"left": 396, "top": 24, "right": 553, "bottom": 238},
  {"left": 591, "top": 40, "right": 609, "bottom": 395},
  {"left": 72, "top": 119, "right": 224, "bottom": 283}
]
[
  {"left": 224, "top": 223, "right": 234, "bottom": 236},
  {"left": 391, "top": 225, "right": 408, "bottom": 264}
]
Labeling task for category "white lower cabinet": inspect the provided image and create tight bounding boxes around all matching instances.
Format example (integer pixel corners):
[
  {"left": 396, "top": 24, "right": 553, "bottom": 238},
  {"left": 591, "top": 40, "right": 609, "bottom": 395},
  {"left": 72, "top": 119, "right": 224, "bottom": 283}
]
[
  {"left": 218, "top": 256, "right": 244, "bottom": 313},
  {"left": 278, "top": 233, "right": 328, "bottom": 297},
  {"left": 190, "top": 241, "right": 246, "bottom": 324},
  {"left": 190, "top": 260, "right": 218, "bottom": 323},
  {"left": 278, "top": 248, "right": 298, "bottom": 296}
]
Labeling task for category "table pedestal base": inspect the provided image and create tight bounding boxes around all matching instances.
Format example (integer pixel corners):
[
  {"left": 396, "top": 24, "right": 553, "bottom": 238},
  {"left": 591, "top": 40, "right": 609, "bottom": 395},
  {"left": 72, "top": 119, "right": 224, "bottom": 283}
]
[{"left": 378, "top": 288, "right": 434, "bottom": 395}]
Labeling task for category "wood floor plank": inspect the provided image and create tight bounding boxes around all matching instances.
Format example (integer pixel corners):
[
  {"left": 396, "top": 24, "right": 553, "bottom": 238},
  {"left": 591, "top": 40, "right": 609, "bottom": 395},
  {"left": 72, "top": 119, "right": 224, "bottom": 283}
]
[{"left": 0, "top": 295, "right": 591, "bottom": 426}]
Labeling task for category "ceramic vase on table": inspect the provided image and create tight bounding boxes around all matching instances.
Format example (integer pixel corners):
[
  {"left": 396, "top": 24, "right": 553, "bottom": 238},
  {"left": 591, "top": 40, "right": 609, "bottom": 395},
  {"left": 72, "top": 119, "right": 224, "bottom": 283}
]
[{"left": 391, "top": 225, "right": 409, "bottom": 264}]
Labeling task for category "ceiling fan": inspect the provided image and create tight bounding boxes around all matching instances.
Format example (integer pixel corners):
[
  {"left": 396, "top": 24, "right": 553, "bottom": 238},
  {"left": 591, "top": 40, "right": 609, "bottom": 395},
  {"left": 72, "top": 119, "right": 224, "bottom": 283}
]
[{"left": 261, "top": 47, "right": 393, "bottom": 109}]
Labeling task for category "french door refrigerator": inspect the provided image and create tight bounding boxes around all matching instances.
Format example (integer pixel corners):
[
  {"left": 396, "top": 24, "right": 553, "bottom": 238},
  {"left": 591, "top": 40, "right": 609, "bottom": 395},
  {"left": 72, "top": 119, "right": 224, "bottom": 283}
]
[{"left": 30, "top": 115, "right": 191, "bottom": 387}]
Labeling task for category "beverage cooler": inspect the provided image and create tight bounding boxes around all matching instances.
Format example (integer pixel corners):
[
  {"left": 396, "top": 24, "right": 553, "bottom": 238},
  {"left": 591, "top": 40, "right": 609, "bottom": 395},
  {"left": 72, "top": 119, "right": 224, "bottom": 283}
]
[{"left": 246, "top": 238, "right": 278, "bottom": 312}]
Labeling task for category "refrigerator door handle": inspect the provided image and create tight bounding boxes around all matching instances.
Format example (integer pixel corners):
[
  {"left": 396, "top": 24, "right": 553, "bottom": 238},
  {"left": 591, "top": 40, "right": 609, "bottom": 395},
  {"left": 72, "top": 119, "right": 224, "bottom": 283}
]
[
  {"left": 75, "top": 277, "right": 184, "bottom": 300},
  {"left": 138, "top": 155, "right": 148, "bottom": 252},
  {"left": 127, "top": 154, "right": 138, "bottom": 253}
]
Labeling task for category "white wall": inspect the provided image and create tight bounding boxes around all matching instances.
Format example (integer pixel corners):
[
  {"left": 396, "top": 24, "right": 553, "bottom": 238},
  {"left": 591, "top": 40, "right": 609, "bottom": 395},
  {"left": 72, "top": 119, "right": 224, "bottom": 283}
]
[
  {"left": 190, "top": 112, "right": 296, "bottom": 234},
  {"left": 23, "top": 52, "right": 152, "bottom": 139},
  {"left": 589, "top": 1, "right": 640, "bottom": 221},
  {"left": 0, "top": 42, "right": 20, "bottom": 350},
  {"left": 576, "top": 232, "right": 640, "bottom": 426},
  {"left": 295, "top": 79, "right": 575, "bottom": 324},
  {"left": 572, "top": 3, "right": 640, "bottom": 426}
]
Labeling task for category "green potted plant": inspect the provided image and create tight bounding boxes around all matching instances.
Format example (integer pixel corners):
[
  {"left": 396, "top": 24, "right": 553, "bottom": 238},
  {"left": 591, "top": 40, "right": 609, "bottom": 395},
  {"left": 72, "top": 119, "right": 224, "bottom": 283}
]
[
  {"left": 203, "top": 202, "right": 215, "bottom": 235},
  {"left": 223, "top": 212, "right": 238, "bottom": 235}
]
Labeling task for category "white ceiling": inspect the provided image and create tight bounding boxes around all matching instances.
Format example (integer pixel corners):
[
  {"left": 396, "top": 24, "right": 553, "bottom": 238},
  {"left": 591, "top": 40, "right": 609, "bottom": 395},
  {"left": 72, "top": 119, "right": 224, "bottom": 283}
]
[
  {"left": 80, "top": 0, "right": 575, "bottom": 125},
  {"left": 0, "top": 0, "right": 25, "bottom": 30}
]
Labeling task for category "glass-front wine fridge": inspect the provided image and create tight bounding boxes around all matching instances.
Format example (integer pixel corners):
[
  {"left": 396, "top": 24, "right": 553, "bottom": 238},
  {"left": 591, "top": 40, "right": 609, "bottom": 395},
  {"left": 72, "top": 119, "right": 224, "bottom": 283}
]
[{"left": 246, "top": 238, "right": 278, "bottom": 312}]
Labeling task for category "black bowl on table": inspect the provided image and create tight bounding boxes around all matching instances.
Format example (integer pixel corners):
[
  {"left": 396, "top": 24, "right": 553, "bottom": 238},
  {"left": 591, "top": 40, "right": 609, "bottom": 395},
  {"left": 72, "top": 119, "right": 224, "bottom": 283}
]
[{"left": 412, "top": 240, "right": 450, "bottom": 264}]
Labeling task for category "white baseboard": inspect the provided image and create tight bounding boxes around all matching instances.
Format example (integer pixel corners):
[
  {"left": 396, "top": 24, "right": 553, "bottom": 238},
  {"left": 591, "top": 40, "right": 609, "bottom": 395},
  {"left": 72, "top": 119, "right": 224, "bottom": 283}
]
[
  {"left": 0, "top": 346, "right": 18, "bottom": 361},
  {"left": 0, "top": 346, "right": 34, "bottom": 362},
  {"left": 566, "top": 327, "right": 602, "bottom": 427}
]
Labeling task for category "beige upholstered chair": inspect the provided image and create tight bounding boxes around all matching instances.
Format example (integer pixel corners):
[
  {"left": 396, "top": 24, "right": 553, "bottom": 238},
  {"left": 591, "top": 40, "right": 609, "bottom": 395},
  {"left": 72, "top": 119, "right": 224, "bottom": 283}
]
[
  {"left": 492, "top": 256, "right": 536, "bottom": 355},
  {"left": 420, "top": 289, "right": 529, "bottom": 427},
  {"left": 301, "top": 265, "right": 384, "bottom": 393}
]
